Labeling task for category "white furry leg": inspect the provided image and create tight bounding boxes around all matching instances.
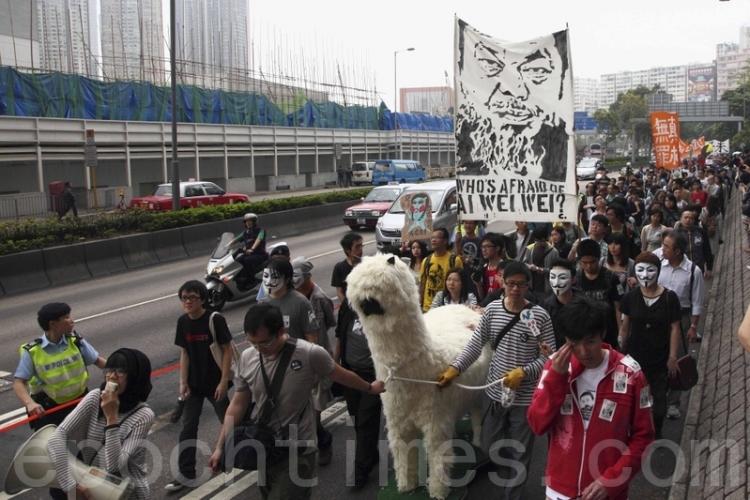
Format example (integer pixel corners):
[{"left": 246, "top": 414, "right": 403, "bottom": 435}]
[
  {"left": 423, "top": 425, "right": 454, "bottom": 500},
  {"left": 389, "top": 428, "right": 420, "bottom": 493}
]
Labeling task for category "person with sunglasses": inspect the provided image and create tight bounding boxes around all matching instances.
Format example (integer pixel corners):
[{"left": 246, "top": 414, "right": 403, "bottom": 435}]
[{"left": 165, "top": 280, "right": 234, "bottom": 493}]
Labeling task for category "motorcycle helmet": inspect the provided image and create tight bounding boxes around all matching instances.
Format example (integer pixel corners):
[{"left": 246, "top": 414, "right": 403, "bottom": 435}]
[{"left": 243, "top": 213, "right": 258, "bottom": 222}]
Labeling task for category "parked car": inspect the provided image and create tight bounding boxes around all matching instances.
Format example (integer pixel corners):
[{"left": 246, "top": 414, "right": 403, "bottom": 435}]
[
  {"left": 375, "top": 180, "right": 458, "bottom": 252},
  {"left": 343, "top": 184, "right": 413, "bottom": 230},
  {"left": 351, "top": 161, "right": 375, "bottom": 185},
  {"left": 576, "top": 157, "right": 601, "bottom": 180},
  {"left": 130, "top": 181, "right": 249, "bottom": 211},
  {"left": 372, "top": 159, "right": 426, "bottom": 185}
]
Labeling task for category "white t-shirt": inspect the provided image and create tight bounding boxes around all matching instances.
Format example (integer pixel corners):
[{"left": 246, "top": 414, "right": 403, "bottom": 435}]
[{"left": 575, "top": 350, "right": 610, "bottom": 430}]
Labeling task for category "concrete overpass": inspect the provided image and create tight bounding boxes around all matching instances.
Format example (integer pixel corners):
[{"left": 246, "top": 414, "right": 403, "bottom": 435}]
[{"left": 0, "top": 116, "right": 455, "bottom": 215}]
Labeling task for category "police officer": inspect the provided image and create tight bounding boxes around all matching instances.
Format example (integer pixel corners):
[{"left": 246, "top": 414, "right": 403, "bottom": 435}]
[
  {"left": 12, "top": 302, "right": 105, "bottom": 500},
  {"left": 13, "top": 303, "right": 106, "bottom": 428}
]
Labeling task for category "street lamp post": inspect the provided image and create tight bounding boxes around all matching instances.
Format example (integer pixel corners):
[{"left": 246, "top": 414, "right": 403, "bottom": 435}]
[
  {"left": 170, "top": 0, "right": 180, "bottom": 211},
  {"left": 394, "top": 47, "right": 414, "bottom": 159}
]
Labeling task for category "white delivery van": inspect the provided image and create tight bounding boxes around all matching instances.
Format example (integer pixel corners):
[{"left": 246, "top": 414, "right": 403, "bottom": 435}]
[{"left": 352, "top": 161, "right": 374, "bottom": 185}]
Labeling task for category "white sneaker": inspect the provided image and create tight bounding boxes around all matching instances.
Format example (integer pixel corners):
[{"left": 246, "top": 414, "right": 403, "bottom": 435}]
[
  {"left": 164, "top": 481, "right": 186, "bottom": 493},
  {"left": 666, "top": 405, "right": 681, "bottom": 420}
]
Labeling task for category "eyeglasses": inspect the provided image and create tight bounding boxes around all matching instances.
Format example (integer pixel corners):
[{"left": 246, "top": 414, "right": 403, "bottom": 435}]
[
  {"left": 180, "top": 294, "right": 201, "bottom": 303},
  {"left": 481, "top": 244, "right": 497, "bottom": 249},
  {"left": 103, "top": 368, "right": 127, "bottom": 377},
  {"left": 504, "top": 281, "right": 529, "bottom": 289},
  {"left": 247, "top": 336, "right": 276, "bottom": 349}
]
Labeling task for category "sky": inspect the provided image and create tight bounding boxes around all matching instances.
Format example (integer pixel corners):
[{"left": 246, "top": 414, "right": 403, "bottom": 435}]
[{"left": 249, "top": 0, "right": 750, "bottom": 109}]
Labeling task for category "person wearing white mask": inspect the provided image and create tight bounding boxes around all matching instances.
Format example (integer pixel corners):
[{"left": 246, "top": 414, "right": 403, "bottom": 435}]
[
  {"left": 542, "top": 258, "right": 580, "bottom": 349},
  {"left": 260, "top": 259, "right": 318, "bottom": 343},
  {"left": 619, "top": 251, "right": 681, "bottom": 437}
]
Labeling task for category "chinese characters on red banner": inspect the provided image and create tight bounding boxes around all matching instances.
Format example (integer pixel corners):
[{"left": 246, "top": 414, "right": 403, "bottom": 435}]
[{"left": 650, "top": 111, "right": 681, "bottom": 170}]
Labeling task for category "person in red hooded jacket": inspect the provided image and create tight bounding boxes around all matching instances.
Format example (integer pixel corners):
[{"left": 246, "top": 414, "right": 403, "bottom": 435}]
[{"left": 527, "top": 296, "right": 654, "bottom": 500}]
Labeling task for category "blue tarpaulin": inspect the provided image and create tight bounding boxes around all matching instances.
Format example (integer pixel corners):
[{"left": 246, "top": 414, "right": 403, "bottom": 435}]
[{"left": 0, "top": 66, "right": 453, "bottom": 132}]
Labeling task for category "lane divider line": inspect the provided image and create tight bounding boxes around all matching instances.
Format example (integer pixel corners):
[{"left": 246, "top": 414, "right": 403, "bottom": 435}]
[{"left": 71, "top": 238, "right": 372, "bottom": 325}]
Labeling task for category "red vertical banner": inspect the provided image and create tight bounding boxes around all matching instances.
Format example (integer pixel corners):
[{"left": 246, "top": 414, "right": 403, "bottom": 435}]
[{"left": 650, "top": 112, "right": 681, "bottom": 170}]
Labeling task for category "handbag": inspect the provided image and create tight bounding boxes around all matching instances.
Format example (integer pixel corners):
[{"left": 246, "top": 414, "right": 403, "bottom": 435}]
[
  {"left": 221, "top": 338, "right": 296, "bottom": 471},
  {"left": 667, "top": 290, "right": 699, "bottom": 391}
]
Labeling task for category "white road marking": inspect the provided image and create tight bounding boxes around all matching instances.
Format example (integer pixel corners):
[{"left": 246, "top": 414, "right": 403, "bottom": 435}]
[
  {"left": 73, "top": 238, "right": 373, "bottom": 324},
  {"left": 180, "top": 469, "right": 250, "bottom": 499},
  {"left": 176, "top": 403, "right": 348, "bottom": 499}
]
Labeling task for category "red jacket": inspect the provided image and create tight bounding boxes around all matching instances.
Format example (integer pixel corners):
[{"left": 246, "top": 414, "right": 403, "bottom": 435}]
[{"left": 527, "top": 345, "right": 655, "bottom": 499}]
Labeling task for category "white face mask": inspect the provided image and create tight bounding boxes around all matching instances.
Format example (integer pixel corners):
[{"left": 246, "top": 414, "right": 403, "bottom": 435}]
[
  {"left": 635, "top": 263, "right": 659, "bottom": 288},
  {"left": 549, "top": 267, "right": 572, "bottom": 297},
  {"left": 292, "top": 269, "right": 305, "bottom": 289},
  {"left": 263, "top": 268, "right": 282, "bottom": 293}
]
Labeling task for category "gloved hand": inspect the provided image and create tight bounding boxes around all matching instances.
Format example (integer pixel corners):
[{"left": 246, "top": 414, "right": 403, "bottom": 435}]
[
  {"left": 503, "top": 367, "right": 525, "bottom": 390},
  {"left": 436, "top": 366, "right": 460, "bottom": 388}
]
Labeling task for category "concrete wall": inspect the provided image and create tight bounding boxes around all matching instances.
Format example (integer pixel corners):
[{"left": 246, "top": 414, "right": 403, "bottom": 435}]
[{"left": 0, "top": 161, "right": 38, "bottom": 193}]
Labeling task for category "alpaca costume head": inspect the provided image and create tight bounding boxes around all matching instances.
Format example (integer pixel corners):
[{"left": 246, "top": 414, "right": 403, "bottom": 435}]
[{"left": 346, "top": 253, "right": 421, "bottom": 335}]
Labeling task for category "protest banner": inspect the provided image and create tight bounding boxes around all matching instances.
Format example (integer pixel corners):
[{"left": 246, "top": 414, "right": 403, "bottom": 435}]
[
  {"left": 454, "top": 18, "right": 578, "bottom": 222},
  {"left": 650, "top": 111, "right": 681, "bottom": 169},
  {"left": 400, "top": 192, "right": 433, "bottom": 243}
]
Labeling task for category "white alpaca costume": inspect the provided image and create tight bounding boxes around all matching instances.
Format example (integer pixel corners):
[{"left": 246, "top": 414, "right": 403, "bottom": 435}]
[{"left": 346, "top": 253, "right": 491, "bottom": 500}]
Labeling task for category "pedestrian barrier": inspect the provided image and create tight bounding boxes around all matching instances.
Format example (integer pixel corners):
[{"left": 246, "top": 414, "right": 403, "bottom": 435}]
[
  {"left": 0, "top": 250, "right": 50, "bottom": 294},
  {"left": 0, "top": 200, "right": 355, "bottom": 295},
  {"left": 41, "top": 245, "right": 92, "bottom": 286},
  {"left": 120, "top": 233, "right": 159, "bottom": 269},
  {"left": 151, "top": 228, "right": 188, "bottom": 263},
  {"left": 84, "top": 238, "right": 127, "bottom": 277}
]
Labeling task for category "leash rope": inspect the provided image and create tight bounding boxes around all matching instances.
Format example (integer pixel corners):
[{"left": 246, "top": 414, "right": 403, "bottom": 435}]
[{"left": 384, "top": 366, "right": 507, "bottom": 391}]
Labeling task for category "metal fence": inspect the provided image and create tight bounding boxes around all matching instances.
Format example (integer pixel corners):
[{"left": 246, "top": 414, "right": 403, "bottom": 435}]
[{"left": 0, "top": 188, "right": 129, "bottom": 220}]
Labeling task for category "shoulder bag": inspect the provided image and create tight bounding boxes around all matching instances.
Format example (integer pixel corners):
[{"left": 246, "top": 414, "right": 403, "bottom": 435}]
[{"left": 221, "top": 338, "right": 297, "bottom": 471}]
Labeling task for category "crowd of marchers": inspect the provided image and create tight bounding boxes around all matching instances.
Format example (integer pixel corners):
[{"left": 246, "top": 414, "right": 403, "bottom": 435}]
[{"left": 11, "top": 150, "right": 750, "bottom": 500}]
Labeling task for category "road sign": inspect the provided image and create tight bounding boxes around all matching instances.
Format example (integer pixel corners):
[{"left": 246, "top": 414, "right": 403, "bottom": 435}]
[{"left": 85, "top": 129, "right": 97, "bottom": 167}]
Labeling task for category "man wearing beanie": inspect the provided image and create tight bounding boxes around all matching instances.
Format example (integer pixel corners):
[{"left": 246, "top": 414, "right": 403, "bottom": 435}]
[
  {"left": 437, "top": 261, "right": 555, "bottom": 500},
  {"left": 13, "top": 302, "right": 106, "bottom": 500}
]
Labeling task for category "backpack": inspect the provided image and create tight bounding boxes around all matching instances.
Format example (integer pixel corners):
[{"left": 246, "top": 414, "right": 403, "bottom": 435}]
[{"left": 208, "top": 311, "right": 241, "bottom": 379}]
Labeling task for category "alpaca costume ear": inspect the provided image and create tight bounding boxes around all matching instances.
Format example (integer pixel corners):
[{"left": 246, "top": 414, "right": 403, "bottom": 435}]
[{"left": 387, "top": 256, "right": 396, "bottom": 265}]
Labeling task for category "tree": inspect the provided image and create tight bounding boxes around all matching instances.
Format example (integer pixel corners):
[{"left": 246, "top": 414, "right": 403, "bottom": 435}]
[
  {"left": 594, "top": 86, "right": 652, "bottom": 155},
  {"left": 721, "top": 66, "right": 750, "bottom": 149}
]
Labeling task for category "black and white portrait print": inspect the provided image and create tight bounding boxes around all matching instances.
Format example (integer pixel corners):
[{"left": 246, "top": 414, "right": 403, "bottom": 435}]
[
  {"left": 455, "top": 20, "right": 571, "bottom": 182},
  {"left": 453, "top": 19, "right": 578, "bottom": 223}
]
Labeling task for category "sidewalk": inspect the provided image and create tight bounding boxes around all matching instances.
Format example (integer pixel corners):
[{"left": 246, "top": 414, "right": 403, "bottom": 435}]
[{"left": 669, "top": 192, "right": 750, "bottom": 500}]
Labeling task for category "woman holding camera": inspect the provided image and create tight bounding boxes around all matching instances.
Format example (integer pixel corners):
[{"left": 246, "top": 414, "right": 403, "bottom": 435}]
[{"left": 48, "top": 348, "right": 155, "bottom": 499}]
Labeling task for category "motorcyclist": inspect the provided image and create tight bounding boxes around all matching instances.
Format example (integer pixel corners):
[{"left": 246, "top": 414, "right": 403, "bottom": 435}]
[{"left": 237, "top": 213, "right": 267, "bottom": 280}]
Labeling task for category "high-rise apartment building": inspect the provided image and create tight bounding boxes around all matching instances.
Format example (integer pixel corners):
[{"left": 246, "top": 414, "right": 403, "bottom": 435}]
[
  {"left": 573, "top": 77, "right": 599, "bottom": 113},
  {"left": 36, "top": 0, "right": 96, "bottom": 75},
  {"left": 100, "top": 0, "right": 165, "bottom": 83},
  {"left": 400, "top": 86, "right": 453, "bottom": 115},
  {"left": 176, "top": 0, "right": 249, "bottom": 90},
  {"left": 0, "top": 0, "right": 40, "bottom": 69},
  {"left": 599, "top": 65, "right": 690, "bottom": 107},
  {"left": 716, "top": 28, "right": 750, "bottom": 99}
]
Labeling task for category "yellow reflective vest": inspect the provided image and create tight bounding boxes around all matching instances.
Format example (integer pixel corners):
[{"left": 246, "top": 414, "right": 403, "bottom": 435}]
[{"left": 20, "top": 334, "right": 89, "bottom": 404}]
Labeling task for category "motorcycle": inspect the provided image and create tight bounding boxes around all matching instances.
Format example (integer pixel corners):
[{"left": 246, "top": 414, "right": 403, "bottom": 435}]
[{"left": 205, "top": 232, "right": 287, "bottom": 311}]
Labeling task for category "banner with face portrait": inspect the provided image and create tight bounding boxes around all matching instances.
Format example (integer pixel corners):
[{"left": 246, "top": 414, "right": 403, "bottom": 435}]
[
  {"left": 454, "top": 19, "right": 578, "bottom": 223},
  {"left": 400, "top": 192, "right": 433, "bottom": 243}
]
